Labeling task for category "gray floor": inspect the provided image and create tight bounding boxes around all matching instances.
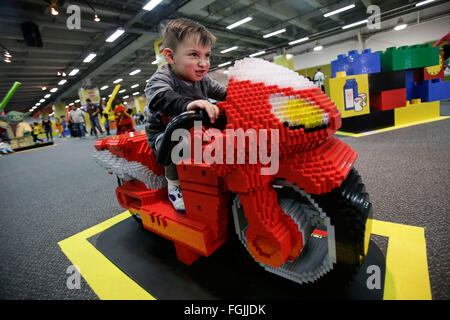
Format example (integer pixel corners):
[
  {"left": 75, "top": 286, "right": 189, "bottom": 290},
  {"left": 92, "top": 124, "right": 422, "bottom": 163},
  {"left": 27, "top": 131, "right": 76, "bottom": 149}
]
[{"left": 0, "top": 101, "right": 449, "bottom": 300}]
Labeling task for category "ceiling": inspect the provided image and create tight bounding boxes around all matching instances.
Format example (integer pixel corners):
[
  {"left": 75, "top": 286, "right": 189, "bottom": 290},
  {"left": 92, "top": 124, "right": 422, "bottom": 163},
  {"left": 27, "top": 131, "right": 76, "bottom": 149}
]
[{"left": 0, "top": 0, "right": 448, "bottom": 114}]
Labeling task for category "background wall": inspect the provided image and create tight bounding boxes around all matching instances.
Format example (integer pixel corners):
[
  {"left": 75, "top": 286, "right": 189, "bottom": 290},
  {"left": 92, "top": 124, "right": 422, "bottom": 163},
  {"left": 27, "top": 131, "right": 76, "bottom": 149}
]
[{"left": 209, "top": 14, "right": 449, "bottom": 89}]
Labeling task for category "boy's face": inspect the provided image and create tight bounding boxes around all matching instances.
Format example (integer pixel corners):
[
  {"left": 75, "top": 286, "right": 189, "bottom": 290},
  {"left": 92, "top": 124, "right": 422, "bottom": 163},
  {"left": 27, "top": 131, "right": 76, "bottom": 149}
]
[{"left": 164, "top": 36, "right": 211, "bottom": 82}]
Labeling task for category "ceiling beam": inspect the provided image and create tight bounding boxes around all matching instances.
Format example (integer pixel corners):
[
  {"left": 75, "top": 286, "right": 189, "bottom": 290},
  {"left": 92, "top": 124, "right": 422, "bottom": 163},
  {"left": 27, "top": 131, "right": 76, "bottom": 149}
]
[
  {"left": 238, "top": 0, "right": 318, "bottom": 33},
  {"left": 303, "top": 0, "right": 344, "bottom": 24}
]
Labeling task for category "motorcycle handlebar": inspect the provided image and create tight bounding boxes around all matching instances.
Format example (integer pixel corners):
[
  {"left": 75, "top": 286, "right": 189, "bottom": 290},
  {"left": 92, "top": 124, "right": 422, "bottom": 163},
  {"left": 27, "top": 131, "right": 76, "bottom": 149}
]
[{"left": 156, "top": 109, "right": 226, "bottom": 166}]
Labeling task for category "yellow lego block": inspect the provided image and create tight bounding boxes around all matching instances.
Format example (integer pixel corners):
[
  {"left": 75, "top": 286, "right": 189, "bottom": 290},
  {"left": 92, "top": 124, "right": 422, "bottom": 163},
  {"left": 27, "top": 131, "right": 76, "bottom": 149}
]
[
  {"left": 395, "top": 101, "right": 440, "bottom": 126},
  {"left": 329, "top": 71, "right": 370, "bottom": 118}
]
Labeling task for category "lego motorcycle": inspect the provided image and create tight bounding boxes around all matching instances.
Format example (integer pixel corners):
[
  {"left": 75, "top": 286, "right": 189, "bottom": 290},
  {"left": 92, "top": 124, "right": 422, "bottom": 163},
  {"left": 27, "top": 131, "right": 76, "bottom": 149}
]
[{"left": 94, "top": 59, "right": 372, "bottom": 285}]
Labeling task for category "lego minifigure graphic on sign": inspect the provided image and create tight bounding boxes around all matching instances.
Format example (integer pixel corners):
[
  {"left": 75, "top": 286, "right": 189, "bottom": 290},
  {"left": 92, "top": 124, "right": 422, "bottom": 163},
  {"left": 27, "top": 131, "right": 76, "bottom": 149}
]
[{"left": 354, "top": 93, "right": 367, "bottom": 112}]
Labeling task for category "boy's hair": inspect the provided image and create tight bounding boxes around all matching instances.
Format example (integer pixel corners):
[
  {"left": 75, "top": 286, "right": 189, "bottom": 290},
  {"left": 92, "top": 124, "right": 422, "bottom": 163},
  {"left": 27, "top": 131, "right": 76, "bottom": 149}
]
[{"left": 163, "top": 18, "right": 216, "bottom": 51}]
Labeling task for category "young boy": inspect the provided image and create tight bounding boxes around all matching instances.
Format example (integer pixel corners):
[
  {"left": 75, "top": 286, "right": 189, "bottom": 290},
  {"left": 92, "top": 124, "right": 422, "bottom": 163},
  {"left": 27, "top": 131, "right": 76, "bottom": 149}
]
[{"left": 144, "top": 18, "right": 227, "bottom": 213}]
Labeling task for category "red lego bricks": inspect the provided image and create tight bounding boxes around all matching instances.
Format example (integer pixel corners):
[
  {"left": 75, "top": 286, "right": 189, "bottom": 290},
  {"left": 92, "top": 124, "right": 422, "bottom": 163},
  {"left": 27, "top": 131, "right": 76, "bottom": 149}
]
[
  {"left": 93, "top": 58, "right": 372, "bottom": 285},
  {"left": 370, "top": 88, "right": 407, "bottom": 111}
]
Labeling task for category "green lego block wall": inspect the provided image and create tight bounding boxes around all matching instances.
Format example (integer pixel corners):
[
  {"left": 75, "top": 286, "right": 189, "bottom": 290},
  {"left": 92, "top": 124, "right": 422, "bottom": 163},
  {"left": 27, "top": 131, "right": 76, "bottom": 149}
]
[{"left": 379, "top": 44, "right": 439, "bottom": 72}]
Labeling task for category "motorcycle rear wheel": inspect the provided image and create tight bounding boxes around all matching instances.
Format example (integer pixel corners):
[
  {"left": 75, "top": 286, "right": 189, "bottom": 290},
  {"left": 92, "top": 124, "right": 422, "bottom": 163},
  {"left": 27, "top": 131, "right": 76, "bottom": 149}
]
[{"left": 232, "top": 167, "right": 372, "bottom": 285}]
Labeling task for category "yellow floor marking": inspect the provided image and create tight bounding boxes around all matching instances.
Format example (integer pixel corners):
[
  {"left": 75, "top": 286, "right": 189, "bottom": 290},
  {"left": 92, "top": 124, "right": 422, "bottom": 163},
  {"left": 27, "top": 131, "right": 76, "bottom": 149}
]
[
  {"left": 336, "top": 116, "right": 449, "bottom": 138},
  {"left": 58, "top": 213, "right": 431, "bottom": 300},
  {"left": 371, "top": 219, "right": 431, "bottom": 300},
  {"left": 58, "top": 211, "right": 156, "bottom": 300}
]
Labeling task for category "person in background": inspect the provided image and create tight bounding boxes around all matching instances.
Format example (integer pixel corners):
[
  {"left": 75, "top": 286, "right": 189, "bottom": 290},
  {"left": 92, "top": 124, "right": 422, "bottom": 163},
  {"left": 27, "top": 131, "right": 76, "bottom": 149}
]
[
  {"left": 42, "top": 116, "right": 53, "bottom": 142},
  {"left": 86, "top": 98, "right": 104, "bottom": 137},
  {"left": 114, "top": 98, "right": 135, "bottom": 135},
  {"left": 55, "top": 117, "right": 64, "bottom": 138},
  {"left": 60, "top": 115, "right": 69, "bottom": 137},
  {"left": 313, "top": 68, "right": 326, "bottom": 91},
  {"left": 68, "top": 104, "right": 86, "bottom": 139},
  {"left": 78, "top": 104, "right": 88, "bottom": 135},
  {"left": 138, "top": 111, "right": 144, "bottom": 126},
  {"left": 31, "top": 122, "right": 44, "bottom": 143},
  {"left": 0, "top": 137, "right": 14, "bottom": 154}
]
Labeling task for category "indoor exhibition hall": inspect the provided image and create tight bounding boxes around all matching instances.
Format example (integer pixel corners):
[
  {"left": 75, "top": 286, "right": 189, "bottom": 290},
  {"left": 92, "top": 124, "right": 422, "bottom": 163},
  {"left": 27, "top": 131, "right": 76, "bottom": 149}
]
[{"left": 0, "top": 0, "right": 449, "bottom": 304}]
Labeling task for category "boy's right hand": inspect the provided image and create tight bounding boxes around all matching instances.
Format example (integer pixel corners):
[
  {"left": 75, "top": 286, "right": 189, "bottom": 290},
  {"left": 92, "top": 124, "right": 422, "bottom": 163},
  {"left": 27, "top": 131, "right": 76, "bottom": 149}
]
[{"left": 186, "top": 100, "right": 219, "bottom": 123}]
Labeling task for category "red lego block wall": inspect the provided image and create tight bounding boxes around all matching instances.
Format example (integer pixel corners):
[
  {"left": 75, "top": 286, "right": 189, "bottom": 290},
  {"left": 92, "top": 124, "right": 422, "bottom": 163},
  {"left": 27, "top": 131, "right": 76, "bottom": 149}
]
[{"left": 370, "top": 88, "right": 406, "bottom": 111}]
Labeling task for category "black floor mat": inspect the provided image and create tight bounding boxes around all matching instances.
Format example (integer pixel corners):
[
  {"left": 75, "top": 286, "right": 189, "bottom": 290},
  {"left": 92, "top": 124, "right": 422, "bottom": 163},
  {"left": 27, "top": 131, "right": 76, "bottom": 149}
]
[{"left": 90, "top": 217, "right": 386, "bottom": 300}]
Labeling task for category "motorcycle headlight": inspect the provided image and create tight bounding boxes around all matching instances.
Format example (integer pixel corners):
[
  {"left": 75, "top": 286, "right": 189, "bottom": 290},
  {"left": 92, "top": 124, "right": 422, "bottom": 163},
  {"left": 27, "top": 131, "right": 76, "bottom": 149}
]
[{"left": 269, "top": 93, "right": 330, "bottom": 131}]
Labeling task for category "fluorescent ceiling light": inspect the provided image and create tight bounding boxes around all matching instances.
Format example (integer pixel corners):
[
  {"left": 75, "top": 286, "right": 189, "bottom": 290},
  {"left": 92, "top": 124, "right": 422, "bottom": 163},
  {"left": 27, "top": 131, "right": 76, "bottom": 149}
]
[
  {"left": 58, "top": 79, "right": 67, "bottom": 85},
  {"left": 394, "top": 24, "right": 407, "bottom": 31},
  {"left": 100, "top": 86, "right": 109, "bottom": 90},
  {"left": 39, "top": 99, "right": 45, "bottom": 103},
  {"left": 227, "top": 17, "right": 253, "bottom": 30},
  {"left": 119, "top": 89, "right": 126, "bottom": 93},
  {"left": 416, "top": 0, "right": 435, "bottom": 6},
  {"left": 289, "top": 37, "right": 309, "bottom": 46},
  {"left": 394, "top": 18, "right": 408, "bottom": 31},
  {"left": 106, "top": 28, "right": 125, "bottom": 43},
  {"left": 129, "top": 69, "right": 141, "bottom": 76},
  {"left": 151, "top": 60, "right": 158, "bottom": 64},
  {"left": 143, "top": 0, "right": 163, "bottom": 11},
  {"left": 131, "top": 84, "right": 139, "bottom": 88},
  {"left": 263, "top": 28, "right": 286, "bottom": 38},
  {"left": 44, "top": 94, "right": 51, "bottom": 98},
  {"left": 313, "top": 45, "right": 323, "bottom": 51},
  {"left": 221, "top": 46, "right": 238, "bottom": 54},
  {"left": 123, "top": 95, "right": 129, "bottom": 99},
  {"left": 83, "top": 53, "right": 97, "bottom": 63},
  {"left": 75, "top": 99, "right": 80, "bottom": 103},
  {"left": 133, "top": 92, "right": 140, "bottom": 96},
  {"left": 113, "top": 78, "right": 123, "bottom": 84},
  {"left": 249, "top": 51, "right": 266, "bottom": 58},
  {"left": 323, "top": 4, "right": 355, "bottom": 17},
  {"left": 218, "top": 61, "right": 232, "bottom": 67},
  {"left": 41, "top": 87, "right": 47, "bottom": 91},
  {"left": 50, "top": 7, "right": 59, "bottom": 16},
  {"left": 50, "top": 88, "right": 58, "bottom": 93},
  {"left": 69, "top": 68, "right": 79, "bottom": 76},
  {"left": 342, "top": 19, "right": 367, "bottom": 29}
]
